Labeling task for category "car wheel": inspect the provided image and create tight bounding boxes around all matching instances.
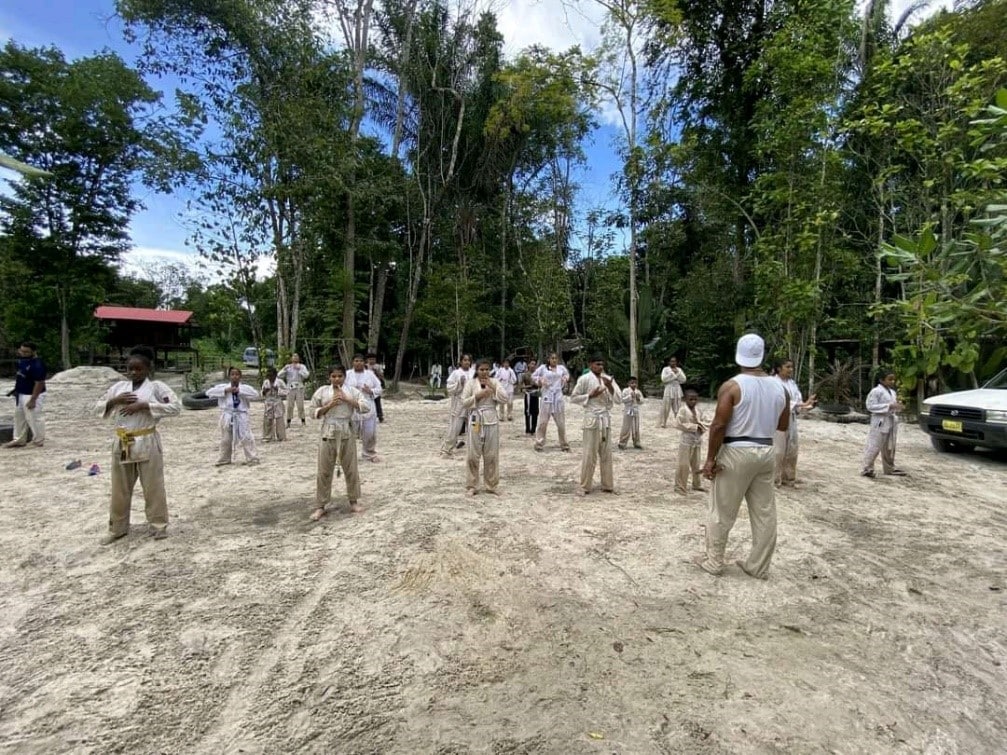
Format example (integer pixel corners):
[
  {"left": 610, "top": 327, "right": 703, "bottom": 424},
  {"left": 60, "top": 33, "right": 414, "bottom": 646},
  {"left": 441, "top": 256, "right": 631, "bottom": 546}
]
[{"left": 931, "top": 436, "right": 973, "bottom": 453}]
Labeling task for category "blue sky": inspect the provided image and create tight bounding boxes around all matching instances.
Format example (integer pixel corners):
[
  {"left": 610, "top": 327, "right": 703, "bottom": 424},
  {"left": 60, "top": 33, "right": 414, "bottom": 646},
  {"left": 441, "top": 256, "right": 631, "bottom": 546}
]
[{"left": 1, "top": 0, "right": 628, "bottom": 279}]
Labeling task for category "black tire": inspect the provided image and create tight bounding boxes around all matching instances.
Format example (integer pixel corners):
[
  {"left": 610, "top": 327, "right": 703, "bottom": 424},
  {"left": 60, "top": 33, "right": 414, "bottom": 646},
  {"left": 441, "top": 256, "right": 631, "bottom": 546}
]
[
  {"left": 930, "top": 436, "right": 974, "bottom": 453},
  {"left": 182, "top": 391, "right": 217, "bottom": 411},
  {"left": 819, "top": 403, "right": 851, "bottom": 415},
  {"left": 0, "top": 422, "right": 13, "bottom": 444}
]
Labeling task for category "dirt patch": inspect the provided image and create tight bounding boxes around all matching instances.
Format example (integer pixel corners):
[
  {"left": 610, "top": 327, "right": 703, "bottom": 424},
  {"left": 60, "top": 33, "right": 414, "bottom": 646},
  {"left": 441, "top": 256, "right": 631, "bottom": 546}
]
[{"left": 0, "top": 386, "right": 1004, "bottom": 752}]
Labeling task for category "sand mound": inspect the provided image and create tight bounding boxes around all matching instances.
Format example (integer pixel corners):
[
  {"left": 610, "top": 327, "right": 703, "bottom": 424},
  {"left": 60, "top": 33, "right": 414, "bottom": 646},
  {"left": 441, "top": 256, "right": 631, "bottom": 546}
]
[{"left": 47, "top": 366, "right": 124, "bottom": 388}]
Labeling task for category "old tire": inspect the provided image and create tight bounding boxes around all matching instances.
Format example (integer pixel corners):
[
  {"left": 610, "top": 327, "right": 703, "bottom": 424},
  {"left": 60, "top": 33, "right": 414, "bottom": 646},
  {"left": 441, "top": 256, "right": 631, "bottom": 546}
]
[
  {"left": 0, "top": 422, "right": 13, "bottom": 444},
  {"left": 819, "top": 403, "right": 851, "bottom": 416},
  {"left": 182, "top": 391, "right": 217, "bottom": 411}
]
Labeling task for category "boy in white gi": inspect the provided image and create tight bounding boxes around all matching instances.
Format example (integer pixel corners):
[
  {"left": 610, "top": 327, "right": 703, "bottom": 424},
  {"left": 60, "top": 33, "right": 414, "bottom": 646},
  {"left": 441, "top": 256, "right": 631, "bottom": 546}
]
[
  {"left": 261, "top": 366, "right": 287, "bottom": 442},
  {"left": 462, "top": 359, "right": 509, "bottom": 495},
  {"left": 279, "top": 353, "right": 310, "bottom": 427},
  {"left": 345, "top": 353, "right": 383, "bottom": 462},
  {"left": 861, "top": 370, "right": 908, "bottom": 478},
  {"left": 659, "top": 356, "right": 687, "bottom": 427},
  {"left": 96, "top": 346, "right": 181, "bottom": 544},
  {"left": 533, "top": 352, "right": 571, "bottom": 452},
  {"left": 208, "top": 367, "right": 260, "bottom": 465},
  {"left": 494, "top": 358, "right": 517, "bottom": 421},
  {"left": 617, "top": 376, "right": 644, "bottom": 450},
  {"left": 309, "top": 365, "right": 370, "bottom": 520},
  {"left": 570, "top": 355, "right": 622, "bottom": 495},
  {"left": 675, "top": 388, "right": 707, "bottom": 494},
  {"left": 441, "top": 354, "right": 474, "bottom": 457}
]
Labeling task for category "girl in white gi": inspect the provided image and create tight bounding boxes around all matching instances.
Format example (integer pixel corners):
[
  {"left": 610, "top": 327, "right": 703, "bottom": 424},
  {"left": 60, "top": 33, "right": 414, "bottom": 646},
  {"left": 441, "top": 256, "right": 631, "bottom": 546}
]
[
  {"left": 771, "top": 358, "right": 816, "bottom": 486},
  {"left": 659, "top": 356, "right": 687, "bottom": 428},
  {"left": 261, "top": 366, "right": 288, "bottom": 442},
  {"left": 345, "top": 353, "right": 383, "bottom": 462},
  {"left": 96, "top": 346, "right": 181, "bottom": 544},
  {"left": 441, "top": 354, "right": 474, "bottom": 457},
  {"left": 208, "top": 367, "right": 260, "bottom": 465},
  {"left": 461, "top": 359, "right": 509, "bottom": 495},
  {"left": 861, "top": 370, "right": 908, "bottom": 478},
  {"left": 495, "top": 358, "right": 518, "bottom": 421},
  {"left": 617, "top": 376, "right": 644, "bottom": 449},
  {"left": 675, "top": 388, "right": 707, "bottom": 494},
  {"left": 533, "top": 352, "right": 571, "bottom": 452},
  {"left": 570, "top": 355, "right": 622, "bottom": 495},
  {"left": 309, "top": 365, "right": 370, "bottom": 521},
  {"left": 279, "top": 353, "right": 310, "bottom": 427}
]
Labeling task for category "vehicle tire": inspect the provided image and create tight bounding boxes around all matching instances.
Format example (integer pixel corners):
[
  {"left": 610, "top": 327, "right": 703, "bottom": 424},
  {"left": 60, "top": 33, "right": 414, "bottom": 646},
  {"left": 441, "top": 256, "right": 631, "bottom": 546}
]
[
  {"left": 930, "top": 436, "right": 973, "bottom": 453},
  {"left": 182, "top": 391, "right": 217, "bottom": 411}
]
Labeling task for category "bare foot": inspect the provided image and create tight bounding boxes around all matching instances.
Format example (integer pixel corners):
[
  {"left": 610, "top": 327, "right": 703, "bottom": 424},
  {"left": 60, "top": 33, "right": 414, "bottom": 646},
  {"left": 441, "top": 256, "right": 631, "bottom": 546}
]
[
  {"left": 601, "top": 488, "right": 619, "bottom": 495},
  {"left": 485, "top": 489, "right": 500, "bottom": 496},
  {"left": 465, "top": 488, "right": 477, "bottom": 497},
  {"left": 309, "top": 507, "right": 327, "bottom": 521},
  {"left": 575, "top": 487, "right": 588, "bottom": 497},
  {"left": 692, "top": 555, "right": 721, "bottom": 576},
  {"left": 348, "top": 502, "right": 365, "bottom": 513}
]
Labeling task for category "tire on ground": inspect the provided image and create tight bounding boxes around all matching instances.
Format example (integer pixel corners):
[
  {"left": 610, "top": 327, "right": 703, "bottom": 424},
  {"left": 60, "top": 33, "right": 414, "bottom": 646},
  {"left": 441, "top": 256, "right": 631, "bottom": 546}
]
[{"left": 182, "top": 391, "right": 217, "bottom": 411}]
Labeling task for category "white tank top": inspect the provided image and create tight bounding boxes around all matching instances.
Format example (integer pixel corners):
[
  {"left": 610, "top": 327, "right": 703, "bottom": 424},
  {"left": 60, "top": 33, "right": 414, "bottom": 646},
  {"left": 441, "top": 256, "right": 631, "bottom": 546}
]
[{"left": 724, "top": 373, "right": 787, "bottom": 446}]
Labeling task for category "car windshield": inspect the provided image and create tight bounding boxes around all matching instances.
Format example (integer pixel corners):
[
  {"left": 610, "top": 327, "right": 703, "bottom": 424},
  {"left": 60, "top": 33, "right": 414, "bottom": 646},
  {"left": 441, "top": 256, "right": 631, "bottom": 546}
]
[{"left": 983, "top": 367, "right": 1007, "bottom": 390}]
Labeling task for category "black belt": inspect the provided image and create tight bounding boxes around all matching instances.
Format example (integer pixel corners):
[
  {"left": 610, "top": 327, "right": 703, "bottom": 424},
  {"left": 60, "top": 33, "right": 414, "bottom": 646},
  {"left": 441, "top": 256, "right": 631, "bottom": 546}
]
[{"left": 724, "top": 436, "right": 773, "bottom": 446}]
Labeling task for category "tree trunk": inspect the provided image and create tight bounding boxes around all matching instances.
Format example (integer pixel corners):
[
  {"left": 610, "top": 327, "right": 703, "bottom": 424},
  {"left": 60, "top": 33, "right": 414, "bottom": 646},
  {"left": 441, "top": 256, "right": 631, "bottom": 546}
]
[
  {"left": 367, "top": 265, "right": 388, "bottom": 353},
  {"left": 340, "top": 191, "right": 356, "bottom": 367},
  {"left": 59, "top": 293, "right": 71, "bottom": 370},
  {"left": 392, "top": 221, "right": 430, "bottom": 388}
]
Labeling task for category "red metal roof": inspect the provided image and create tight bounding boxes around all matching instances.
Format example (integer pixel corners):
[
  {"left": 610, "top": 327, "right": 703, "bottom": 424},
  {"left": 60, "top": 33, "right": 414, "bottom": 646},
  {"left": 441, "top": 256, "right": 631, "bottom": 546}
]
[{"left": 94, "top": 306, "right": 194, "bottom": 324}]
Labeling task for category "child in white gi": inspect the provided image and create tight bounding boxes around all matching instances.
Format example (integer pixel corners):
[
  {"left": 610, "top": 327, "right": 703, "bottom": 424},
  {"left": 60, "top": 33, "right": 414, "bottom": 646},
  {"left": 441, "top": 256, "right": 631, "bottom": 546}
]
[
  {"left": 570, "top": 355, "right": 622, "bottom": 495},
  {"left": 344, "top": 353, "right": 383, "bottom": 462},
  {"left": 675, "top": 388, "right": 707, "bottom": 494},
  {"left": 461, "top": 359, "right": 509, "bottom": 495},
  {"left": 441, "top": 354, "right": 474, "bottom": 457},
  {"left": 262, "top": 366, "right": 287, "bottom": 442},
  {"left": 533, "top": 352, "right": 571, "bottom": 452},
  {"left": 208, "top": 367, "right": 260, "bottom": 465},
  {"left": 861, "top": 370, "right": 907, "bottom": 478},
  {"left": 279, "top": 353, "right": 310, "bottom": 427},
  {"left": 618, "top": 376, "right": 644, "bottom": 449}
]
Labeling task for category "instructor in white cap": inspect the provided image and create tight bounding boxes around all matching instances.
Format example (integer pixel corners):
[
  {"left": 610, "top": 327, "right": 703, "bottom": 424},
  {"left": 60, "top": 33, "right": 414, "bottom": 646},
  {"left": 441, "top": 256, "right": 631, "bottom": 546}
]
[{"left": 695, "top": 333, "right": 790, "bottom": 579}]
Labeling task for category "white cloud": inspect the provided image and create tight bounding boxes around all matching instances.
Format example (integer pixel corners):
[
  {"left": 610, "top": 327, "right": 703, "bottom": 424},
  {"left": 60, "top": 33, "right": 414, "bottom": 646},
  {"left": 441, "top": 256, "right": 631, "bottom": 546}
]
[
  {"left": 120, "top": 246, "right": 275, "bottom": 284},
  {"left": 494, "top": 0, "right": 605, "bottom": 56}
]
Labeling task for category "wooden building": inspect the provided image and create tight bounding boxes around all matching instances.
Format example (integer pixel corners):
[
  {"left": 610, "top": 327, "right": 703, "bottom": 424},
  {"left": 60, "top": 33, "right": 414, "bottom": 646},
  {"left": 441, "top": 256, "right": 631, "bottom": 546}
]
[{"left": 92, "top": 306, "right": 198, "bottom": 370}]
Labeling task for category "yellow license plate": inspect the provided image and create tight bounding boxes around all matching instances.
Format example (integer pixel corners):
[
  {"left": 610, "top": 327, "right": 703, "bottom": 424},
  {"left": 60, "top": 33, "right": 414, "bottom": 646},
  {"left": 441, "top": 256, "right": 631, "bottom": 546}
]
[{"left": 941, "top": 419, "right": 963, "bottom": 433}]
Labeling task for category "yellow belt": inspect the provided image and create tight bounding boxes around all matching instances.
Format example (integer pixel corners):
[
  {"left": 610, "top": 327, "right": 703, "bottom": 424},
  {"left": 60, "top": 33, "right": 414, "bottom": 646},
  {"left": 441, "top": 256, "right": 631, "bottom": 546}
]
[{"left": 116, "top": 426, "right": 156, "bottom": 460}]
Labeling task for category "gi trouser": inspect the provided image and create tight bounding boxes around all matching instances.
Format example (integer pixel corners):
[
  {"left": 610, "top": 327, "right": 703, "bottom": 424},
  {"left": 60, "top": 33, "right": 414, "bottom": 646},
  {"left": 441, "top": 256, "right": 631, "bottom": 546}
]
[
  {"left": 700, "top": 445, "right": 777, "bottom": 579},
  {"left": 356, "top": 414, "right": 378, "bottom": 460},
  {"left": 12, "top": 393, "right": 45, "bottom": 444},
  {"left": 108, "top": 437, "right": 168, "bottom": 536},
  {"left": 316, "top": 433, "right": 361, "bottom": 506},
  {"left": 218, "top": 414, "right": 258, "bottom": 463},
  {"left": 774, "top": 423, "right": 798, "bottom": 485},
  {"left": 286, "top": 386, "right": 306, "bottom": 421},
  {"left": 263, "top": 400, "right": 286, "bottom": 441},
  {"left": 862, "top": 421, "right": 897, "bottom": 474},
  {"left": 466, "top": 421, "right": 500, "bottom": 491},
  {"left": 618, "top": 413, "right": 640, "bottom": 447},
  {"left": 535, "top": 399, "right": 568, "bottom": 449},
  {"left": 676, "top": 442, "right": 702, "bottom": 493},
  {"left": 441, "top": 412, "right": 466, "bottom": 455},
  {"left": 660, "top": 393, "right": 681, "bottom": 428},
  {"left": 579, "top": 423, "right": 614, "bottom": 492},
  {"left": 524, "top": 393, "right": 539, "bottom": 434}
]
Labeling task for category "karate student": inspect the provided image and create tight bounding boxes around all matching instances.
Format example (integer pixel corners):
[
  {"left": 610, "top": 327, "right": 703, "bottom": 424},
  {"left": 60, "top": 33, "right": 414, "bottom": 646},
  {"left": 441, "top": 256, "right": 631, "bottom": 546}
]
[
  {"left": 861, "top": 370, "right": 908, "bottom": 478},
  {"left": 279, "top": 353, "right": 310, "bottom": 427},
  {"left": 365, "top": 353, "right": 386, "bottom": 423},
  {"left": 461, "top": 359, "right": 509, "bottom": 495},
  {"left": 96, "top": 346, "right": 181, "bottom": 544},
  {"left": 261, "top": 366, "right": 288, "bottom": 442},
  {"left": 570, "top": 355, "right": 622, "bottom": 495},
  {"left": 494, "top": 358, "right": 517, "bottom": 421},
  {"left": 659, "top": 356, "right": 687, "bottom": 428},
  {"left": 617, "top": 376, "right": 644, "bottom": 450},
  {"left": 208, "top": 367, "right": 260, "bottom": 465},
  {"left": 441, "top": 354, "right": 474, "bottom": 457},
  {"left": 532, "top": 352, "right": 571, "bottom": 452},
  {"left": 675, "top": 388, "right": 707, "bottom": 494},
  {"left": 520, "top": 358, "right": 540, "bottom": 435},
  {"left": 4, "top": 341, "right": 47, "bottom": 448},
  {"left": 345, "top": 353, "right": 383, "bottom": 462},
  {"left": 771, "top": 358, "right": 816, "bottom": 486},
  {"left": 309, "top": 365, "right": 370, "bottom": 521}
]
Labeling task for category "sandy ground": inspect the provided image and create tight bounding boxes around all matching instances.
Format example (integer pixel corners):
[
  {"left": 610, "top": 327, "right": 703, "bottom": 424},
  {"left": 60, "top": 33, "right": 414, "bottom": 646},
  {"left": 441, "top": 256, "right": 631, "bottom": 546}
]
[{"left": 0, "top": 368, "right": 1005, "bottom": 754}]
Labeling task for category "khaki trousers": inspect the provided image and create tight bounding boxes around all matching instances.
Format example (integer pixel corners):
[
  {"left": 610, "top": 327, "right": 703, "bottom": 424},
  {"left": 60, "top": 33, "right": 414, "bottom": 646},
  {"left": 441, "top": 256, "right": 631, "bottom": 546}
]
[
  {"left": 579, "top": 425, "right": 614, "bottom": 492},
  {"left": 660, "top": 394, "right": 681, "bottom": 428},
  {"left": 263, "top": 401, "right": 286, "bottom": 441},
  {"left": 12, "top": 394, "right": 45, "bottom": 444},
  {"left": 441, "top": 413, "right": 466, "bottom": 454},
  {"left": 356, "top": 414, "right": 378, "bottom": 460},
  {"left": 286, "top": 387, "right": 306, "bottom": 421},
  {"left": 535, "top": 400, "right": 568, "bottom": 450},
  {"left": 700, "top": 445, "right": 777, "bottom": 578},
  {"left": 466, "top": 423, "right": 500, "bottom": 491},
  {"left": 316, "top": 435, "right": 361, "bottom": 506},
  {"left": 862, "top": 423, "right": 897, "bottom": 474},
  {"left": 108, "top": 438, "right": 168, "bottom": 535},
  {"left": 618, "top": 413, "right": 640, "bottom": 447},
  {"left": 774, "top": 426, "right": 798, "bottom": 485},
  {"left": 675, "top": 443, "right": 702, "bottom": 493}
]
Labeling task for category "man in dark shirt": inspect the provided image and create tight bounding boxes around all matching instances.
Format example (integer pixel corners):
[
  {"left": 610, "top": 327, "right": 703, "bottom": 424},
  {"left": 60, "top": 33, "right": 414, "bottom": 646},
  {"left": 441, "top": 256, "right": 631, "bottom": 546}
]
[{"left": 5, "top": 341, "right": 47, "bottom": 448}]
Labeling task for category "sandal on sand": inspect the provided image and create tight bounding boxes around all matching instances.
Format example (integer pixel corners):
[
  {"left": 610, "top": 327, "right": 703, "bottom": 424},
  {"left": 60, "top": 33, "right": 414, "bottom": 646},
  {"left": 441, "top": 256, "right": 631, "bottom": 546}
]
[
  {"left": 888, "top": 469, "right": 909, "bottom": 476},
  {"left": 310, "top": 507, "right": 327, "bottom": 521}
]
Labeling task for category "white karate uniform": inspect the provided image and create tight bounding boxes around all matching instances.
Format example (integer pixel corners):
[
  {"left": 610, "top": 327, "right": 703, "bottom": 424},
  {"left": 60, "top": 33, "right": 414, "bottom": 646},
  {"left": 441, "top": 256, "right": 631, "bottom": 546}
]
[
  {"left": 207, "top": 382, "right": 260, "bottom": 463},
  {"left": 344, "top": 368, "right": 383, "bottom": 461}
]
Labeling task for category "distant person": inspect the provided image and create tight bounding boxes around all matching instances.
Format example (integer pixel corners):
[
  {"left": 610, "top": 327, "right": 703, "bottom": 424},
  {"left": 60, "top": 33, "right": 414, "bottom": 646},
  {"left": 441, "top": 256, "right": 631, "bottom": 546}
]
[
  {"left": 617, "top": 376, "right": 644, "bottom": 450},
  {"left": 4, "top": 340, "right": 47, "bottom": 448},
  {"left": 675, "top": 387, "right": 707, "bottom": 494},
  {"left": 261, "top": 366, "right": 287, "bottom": 442},
  {"left": 95, "top": 346, "right": 181, "bottom": 544},
  {"left": 461, "top": 359, "right": 508, "bottom": 495},
  {"left": 495, "top": 358, "right": 517, "bottom": 421},
  {"left": 861, "top": 370, "right": 908, "bottom": 478},
  {"left": 659, "top": 356, "right": 687, "bottom": 428},
  {"left": 309, "top": 364, "right": 369, "bottom": 521},
  {"left": 532, "top": 352, "right": 571, "bottom": 452},
  {"left": 208, "top": 367, "right": 260, "bottom": 466},
  {"left": 441, "top": 354, "right": 474, "bottom": 457},
  {"left": 570, "top": 355, "right": 621, "bottom": 495},
  {"left": 520, "top": 358, "right": 540, "bottom": 435},
  {"left": 365, "top": 353, "right": 386, "bottom": 423},
  {"left": 279, "top": 353, "right": 310, "bottom": 427},
  {"left": 695, "top": 334, "right": 789, "bottom": 579},
  {"left": 345, "top": 353, "right": 383, "bottom": 463},
  {"left": 430, "top": 363, "right": 443, "bottom": 391},
  {"left": 771, "top": 358, "right": 816, "bottom": 486}
]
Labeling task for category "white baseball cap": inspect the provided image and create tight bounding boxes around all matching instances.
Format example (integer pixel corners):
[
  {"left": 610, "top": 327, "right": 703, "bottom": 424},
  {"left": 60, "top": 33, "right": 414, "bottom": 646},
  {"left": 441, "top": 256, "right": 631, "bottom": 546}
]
[{"left": 735, "top": 333, "right": 765, "bottom": 368}]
